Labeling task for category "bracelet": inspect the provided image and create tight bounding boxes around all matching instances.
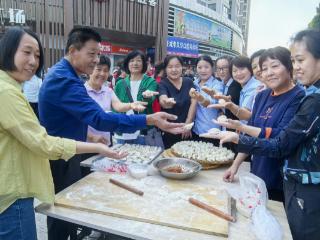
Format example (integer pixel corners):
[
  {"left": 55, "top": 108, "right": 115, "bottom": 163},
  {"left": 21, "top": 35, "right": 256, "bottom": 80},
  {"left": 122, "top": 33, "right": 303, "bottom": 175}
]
[{"left": 235, "top": 106, "right": 241, "bottom": 117}]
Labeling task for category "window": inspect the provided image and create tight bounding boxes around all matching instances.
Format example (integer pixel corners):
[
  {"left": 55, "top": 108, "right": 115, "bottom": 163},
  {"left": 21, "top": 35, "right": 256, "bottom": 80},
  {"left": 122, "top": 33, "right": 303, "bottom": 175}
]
[
  {"left": 223, "top": 4, "right": 229, "bottom": 18},
  {"left": 197, "top": 0, "right": 207, "bottom": 7},
  {"left": 208, "top": 3, "right": 216, "bottom": 11}
]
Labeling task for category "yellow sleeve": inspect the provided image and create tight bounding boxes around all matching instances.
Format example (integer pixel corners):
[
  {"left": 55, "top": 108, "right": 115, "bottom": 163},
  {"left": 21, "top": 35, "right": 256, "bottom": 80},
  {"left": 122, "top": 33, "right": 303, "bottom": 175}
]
[{"left": 0, "top": 89, "right": 76, "bottom": 160}]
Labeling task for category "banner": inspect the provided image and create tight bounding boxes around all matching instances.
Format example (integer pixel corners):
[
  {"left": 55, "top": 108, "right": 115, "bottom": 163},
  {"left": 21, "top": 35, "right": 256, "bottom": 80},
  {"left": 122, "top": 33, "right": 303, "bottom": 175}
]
[
  {"left": 167, "top": 36, "right": 199, "bottom": 58},
  {"left": 174, "top": 9, "right": 232, "bottom": 49}
]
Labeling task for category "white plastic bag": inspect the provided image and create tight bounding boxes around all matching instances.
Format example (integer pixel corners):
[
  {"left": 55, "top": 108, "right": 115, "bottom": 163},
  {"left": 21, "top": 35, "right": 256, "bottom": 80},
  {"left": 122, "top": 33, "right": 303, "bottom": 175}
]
[
  {"left": 226, "top": 173, "right": 268, "bottom": 217},
  {"left": 252, "top": 205, "right": 283, "bottom": 240}
]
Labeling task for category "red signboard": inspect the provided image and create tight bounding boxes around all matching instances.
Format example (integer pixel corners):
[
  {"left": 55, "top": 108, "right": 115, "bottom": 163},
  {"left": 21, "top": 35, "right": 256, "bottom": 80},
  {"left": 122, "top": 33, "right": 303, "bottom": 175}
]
[
  {"left": 100, "top": 41, "right": 145, "bottom": 55},
  {"left": 100, "top": 41, "right": 112, "bottom": 54},
  {"left": 111, "top": 46, "right": 133, "bottom": 54}
]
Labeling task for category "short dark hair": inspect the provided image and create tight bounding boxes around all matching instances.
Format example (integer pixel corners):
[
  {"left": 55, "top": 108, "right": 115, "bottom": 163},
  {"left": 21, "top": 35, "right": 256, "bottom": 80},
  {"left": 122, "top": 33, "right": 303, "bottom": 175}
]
[
  {"left": 293, "top": 29, "right": 320, "bottom": 59},
  {"left": 65, "top": 27, "right": 101, "bottom": 54},
  {"left": 154, "top": 62, "right": 165, "bottom": 78},
  {"left": 123, "top": 50, "right": 147, "bottom": 74},
  {"left": 0, "top": 27, "right": 44, "bottom": 78},
  {"left": 230, "top": 56, "right": 253, "bottom": 78},
  {"left": 216, "top": 55, "right": 233, "bottom": 67},
  {"left": 259, "top": 46, "right": 293, "bottom": 77},
  {"left": 163, "top": 55, "right": 184, "bottom": 69},
  {"left": 196, "top": 55, "right": 214, "bottom": 68},
  {"left": 98, "top": 55, "right": 111, "bottom": 70},
  {"left": 250, "top": 49, "right": 266, "bottom": 64}
]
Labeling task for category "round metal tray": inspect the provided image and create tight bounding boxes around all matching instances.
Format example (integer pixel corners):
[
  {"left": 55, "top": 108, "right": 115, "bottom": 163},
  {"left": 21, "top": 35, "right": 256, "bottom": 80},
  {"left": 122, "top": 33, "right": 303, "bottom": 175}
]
[{"left": 153, "top": 158, "right": 202, "bottom": 180}]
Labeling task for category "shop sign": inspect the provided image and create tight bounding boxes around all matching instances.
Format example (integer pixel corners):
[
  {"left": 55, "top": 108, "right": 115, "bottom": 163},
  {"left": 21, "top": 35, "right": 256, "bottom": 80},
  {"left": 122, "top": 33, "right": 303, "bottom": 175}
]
[
  {"left": 167, "top": 36, "right": 199, "bottom": 58},
  {"left": 100, "top": 41, "right": 112, "bottom": 54},
  {"left": 112, "top": 45, "right": 133, "bottom": 54},
  {"left": 0, "top": 8, "right": 26, "bottom": 25},
  {"left": 129, "top": 0, "right": 157, "bottom": 7},
  {"left": 100, "top": 41, "right": 145, "bottom": 55}
]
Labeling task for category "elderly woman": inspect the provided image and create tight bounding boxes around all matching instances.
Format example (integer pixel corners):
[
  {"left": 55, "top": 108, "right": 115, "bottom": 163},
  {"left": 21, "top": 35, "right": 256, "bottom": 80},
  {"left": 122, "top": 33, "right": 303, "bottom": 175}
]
[
  {"left": 217, "top": 47, "right": 305, "bottom": 201},
  {"left": 0, "top": 27, "right": 125, "bottom": 240},
  {"left": 114, "top": 50, "right": 160, "bottom": 145},
  {"left": 207, "top": 30, "right": 320, "bottom": 240},
  {"left": 85, "top": 55, "right": 146, "bottom": 145}
]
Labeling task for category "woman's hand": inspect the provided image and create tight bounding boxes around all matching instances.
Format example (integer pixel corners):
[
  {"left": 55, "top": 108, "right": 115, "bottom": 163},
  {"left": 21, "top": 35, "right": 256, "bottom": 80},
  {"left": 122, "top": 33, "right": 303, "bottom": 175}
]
[
  {"left": 162, "top": 97, "right": 176, "bottom": 109},
  {"left": 201, "top": 86, "right": 218, "bottom": 98},
  {"left": 142, "top": 90, "right": 159, "bottom": 98},
  {"left": 213, "top": 118, "right": 242, "bottom": 131},
  {"left": 200, "top": 130, "right": 239, "bottom": 144},
  {"left": 181, "top": 129, "right": 192, "bottom": 139},
  {"left": 130, "top": 101, "right": 147, "bottom": 112},
  {"left": 87, "top": 133, "right": 109, "bottom": 145},
  {"left": 98, "top": 143, "right": 128, "bottom": 159},
  {"left": 207, "top": 94, "right": 232, "bottom": 109},
  {"left": 189, "top": 88, "right": 210, "bottom": 106},
  {"left": 223, "top": 163, "right": 239, "bottom": 182}
]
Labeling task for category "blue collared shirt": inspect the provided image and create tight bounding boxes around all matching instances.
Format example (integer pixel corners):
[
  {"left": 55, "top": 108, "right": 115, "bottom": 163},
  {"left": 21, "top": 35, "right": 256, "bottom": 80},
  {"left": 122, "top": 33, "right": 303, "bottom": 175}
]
[
  {"left": 239, "top": 77, "right": 260, "bottom": 111},
  {"left": 223, "top": 78, "right": 234, "bottom": 96},
  {"left": 39, "top": 58, "right": 146, "bottom": 141},
  {"left": 193, "top": 76, "right": 224, "bottom": 135}
]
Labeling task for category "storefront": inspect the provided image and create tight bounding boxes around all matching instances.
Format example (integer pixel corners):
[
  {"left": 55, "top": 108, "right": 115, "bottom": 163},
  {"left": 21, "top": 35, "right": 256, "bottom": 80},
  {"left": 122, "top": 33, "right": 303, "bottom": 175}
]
[
  {"left": 1, "top": 0, "right": 169, "bottom": 69},
  {"left": 69, "top": 0, "right": 169, "bottom": 65},
  {"left": 100, "top": 41, "right": 147, "bottom": 69}
]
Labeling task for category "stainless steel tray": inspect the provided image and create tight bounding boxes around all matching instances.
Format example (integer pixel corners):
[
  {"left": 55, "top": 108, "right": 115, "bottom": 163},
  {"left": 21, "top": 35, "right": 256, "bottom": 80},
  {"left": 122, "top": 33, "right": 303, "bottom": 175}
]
[{"left": 92, "top": 144, "right": 163, "bottom": 165}]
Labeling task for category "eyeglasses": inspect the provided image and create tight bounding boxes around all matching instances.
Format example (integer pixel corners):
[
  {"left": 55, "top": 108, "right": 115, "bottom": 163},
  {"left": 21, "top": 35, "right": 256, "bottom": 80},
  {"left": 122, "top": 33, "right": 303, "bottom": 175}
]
[{"left": 216, "top": 66, "right": 229, "bottom": 72}]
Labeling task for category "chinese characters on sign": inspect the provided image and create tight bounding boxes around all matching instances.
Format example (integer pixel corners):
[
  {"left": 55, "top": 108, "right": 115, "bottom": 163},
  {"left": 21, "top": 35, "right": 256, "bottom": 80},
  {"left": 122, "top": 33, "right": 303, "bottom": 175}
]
[
  {"left": 130, "top": 0, "right": 157, "bottom": 7},
  {"left": 0, "top": 8, "right": 26, "bottom": 25},
  {"left": 167, "top": 36, "right": 199, "bottom": 58}
]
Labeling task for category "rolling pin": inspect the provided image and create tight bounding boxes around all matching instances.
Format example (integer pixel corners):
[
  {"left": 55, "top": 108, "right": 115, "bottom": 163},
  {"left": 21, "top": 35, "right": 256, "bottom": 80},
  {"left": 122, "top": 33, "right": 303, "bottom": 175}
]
[
  {"left": 189, "top": 197, "right": 236, "bottom": 222},
  {"left": 109, "top": 178, "right": 144, "bottom": 196}
]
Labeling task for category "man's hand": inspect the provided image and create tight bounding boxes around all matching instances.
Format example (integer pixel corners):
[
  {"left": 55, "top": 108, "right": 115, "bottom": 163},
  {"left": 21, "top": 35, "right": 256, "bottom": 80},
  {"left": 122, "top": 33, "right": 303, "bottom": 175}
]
[
  {"left": 142, "top": 90, "right": 159, "bottom": 98},
  {"left": 146, "top": 112, "right": 184, "bottom": 135}
]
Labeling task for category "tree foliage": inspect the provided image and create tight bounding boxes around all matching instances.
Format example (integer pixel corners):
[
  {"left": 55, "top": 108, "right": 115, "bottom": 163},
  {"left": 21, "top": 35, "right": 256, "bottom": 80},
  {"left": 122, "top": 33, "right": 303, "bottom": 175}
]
[{"left": 308, "top": 3, "right": 320, "bottom": 30}]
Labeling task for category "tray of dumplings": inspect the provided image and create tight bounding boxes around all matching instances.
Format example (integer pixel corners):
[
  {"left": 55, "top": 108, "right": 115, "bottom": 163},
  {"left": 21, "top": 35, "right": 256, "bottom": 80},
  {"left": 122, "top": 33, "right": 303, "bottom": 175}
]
[
  {"left": 107, "top": 143, "right": 163, "bottom": 164},
  {"left": 163, "top": 141, "right": 234, "bottom": 170}
]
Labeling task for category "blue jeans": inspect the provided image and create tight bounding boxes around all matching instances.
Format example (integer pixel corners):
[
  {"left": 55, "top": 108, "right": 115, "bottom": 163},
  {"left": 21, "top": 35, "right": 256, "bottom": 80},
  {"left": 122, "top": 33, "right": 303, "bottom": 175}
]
[{"left": 0, "top": 198, "right": 37, "bottom": 240}]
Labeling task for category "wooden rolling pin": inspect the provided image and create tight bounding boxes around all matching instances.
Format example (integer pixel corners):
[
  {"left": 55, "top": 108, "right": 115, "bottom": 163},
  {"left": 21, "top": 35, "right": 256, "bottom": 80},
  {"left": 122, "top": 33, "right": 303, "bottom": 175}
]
[
  {"left": 189, "top": 197, "right": 235, "bottom": 222},
  {"left": 109, "top": 178, "right": 144, "bottom": 196}
]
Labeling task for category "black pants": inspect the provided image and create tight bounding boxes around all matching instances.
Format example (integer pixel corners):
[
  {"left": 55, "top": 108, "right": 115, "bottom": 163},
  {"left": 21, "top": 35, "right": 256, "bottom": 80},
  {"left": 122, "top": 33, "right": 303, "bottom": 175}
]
[
  {"left": 284, "top": 179, "right": 320, "bottom": 240},
  {"left": 162, "top": 132, "right": 193, "bottom": 149},
  {"left": 47, "top": 155, "right": 83, "bottom": 240},
  {"left": 29, "top": 102, "right": 39, "bottom": 119}
]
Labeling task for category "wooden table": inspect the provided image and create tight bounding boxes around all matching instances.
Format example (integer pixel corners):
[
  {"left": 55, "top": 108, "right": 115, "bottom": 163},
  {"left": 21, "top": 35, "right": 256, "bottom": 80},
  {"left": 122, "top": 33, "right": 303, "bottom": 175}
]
[{"left": 36, "top": 155, "right": 292, "bottom": 240}]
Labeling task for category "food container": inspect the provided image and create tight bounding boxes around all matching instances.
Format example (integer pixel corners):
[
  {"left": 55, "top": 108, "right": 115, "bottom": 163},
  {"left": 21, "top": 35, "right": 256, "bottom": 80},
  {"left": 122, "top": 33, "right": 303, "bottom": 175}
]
[
  {"left": 153, "top": 158, "right": 202, "bottom": 180},
  {"left": 128, "top": 164, "right": 148, "bottom": 179}
]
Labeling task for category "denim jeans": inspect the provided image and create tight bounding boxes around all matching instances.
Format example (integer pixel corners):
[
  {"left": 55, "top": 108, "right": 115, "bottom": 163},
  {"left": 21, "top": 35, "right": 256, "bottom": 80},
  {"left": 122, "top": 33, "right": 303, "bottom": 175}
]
[{"left": 0, "top": 198, "right": 37, "bottom": 240}]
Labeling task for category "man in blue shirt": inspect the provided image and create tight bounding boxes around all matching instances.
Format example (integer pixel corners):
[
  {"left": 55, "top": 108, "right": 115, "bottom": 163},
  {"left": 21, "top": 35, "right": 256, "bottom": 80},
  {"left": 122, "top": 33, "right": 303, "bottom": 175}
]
[{"left": 39, "top": 27, "right": 183, "bottom": 240}]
